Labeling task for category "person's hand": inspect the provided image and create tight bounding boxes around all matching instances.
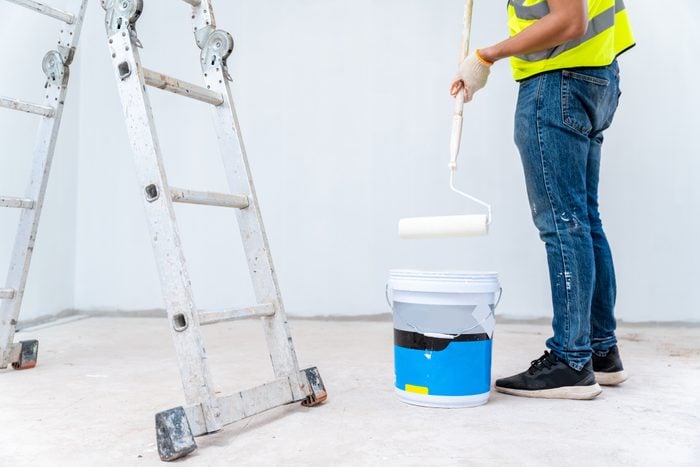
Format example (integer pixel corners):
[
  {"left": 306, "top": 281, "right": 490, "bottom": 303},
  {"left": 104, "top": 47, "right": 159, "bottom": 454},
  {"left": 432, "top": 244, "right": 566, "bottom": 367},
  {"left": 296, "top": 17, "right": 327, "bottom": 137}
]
[{"left": 450, "top": 50, "right": 493, "bottom": 102}]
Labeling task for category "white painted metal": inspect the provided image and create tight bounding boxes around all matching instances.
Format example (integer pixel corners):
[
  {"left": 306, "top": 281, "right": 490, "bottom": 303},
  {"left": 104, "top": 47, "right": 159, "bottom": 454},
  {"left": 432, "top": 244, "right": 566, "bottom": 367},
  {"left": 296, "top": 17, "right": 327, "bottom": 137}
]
[
  {"left": 192, "top": 1, "right": 309, "bottom": 401},
  {"left": 198, "top": 304, "right": 275, "bottom": 325},
  {"left": 104, "top": 0, "right": 321, "bottom": 453},
  {"left": 184, "top": 376, "right": 295, "bottom": 436},
  {"left": 0, "top": 289, "right": 16, "bottom": 300},
  {"left": 0, "top": 97, "right": 55, "bottom": 118},
  {"left": 106, "top": 29, "right": 223, "bottom": 434},
  {"left": 0, "top": 0, "right": 89, "bottom": 370},
  {"left": 4, "top": 0, "right": 75, "bottom": 23},
  {"left": 0, "top": 197, "right": 35, "bottom": 209},
  {"left": 170, "top": 187, "right": 249, "bottom": 209},
  {"left": 142, "top": 68, "right": 224, "bottom": 106}
]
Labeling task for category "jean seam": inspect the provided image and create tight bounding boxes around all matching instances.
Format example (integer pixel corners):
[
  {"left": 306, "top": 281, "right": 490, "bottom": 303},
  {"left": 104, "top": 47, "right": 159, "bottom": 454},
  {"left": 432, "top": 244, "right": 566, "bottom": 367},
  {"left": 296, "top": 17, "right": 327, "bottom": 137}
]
[
  {"left": 536, "top": 73, "right": 573, "bottom": 364},
  {"left": 563, "top": 70, "right": 610, "bottom": 86},
  {"left": 561, "top": 74, "right": 592, "bottom": 136}
]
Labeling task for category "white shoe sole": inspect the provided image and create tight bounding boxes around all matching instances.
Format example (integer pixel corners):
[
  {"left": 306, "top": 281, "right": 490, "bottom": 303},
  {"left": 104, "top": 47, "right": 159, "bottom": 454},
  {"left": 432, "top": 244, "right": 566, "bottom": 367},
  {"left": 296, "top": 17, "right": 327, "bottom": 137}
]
[
  {"left": 495, "top": 383, "right": 602, "bottom": 400},
  {"left": 595, "top": 370, "right": 628, "bottom": 386}
]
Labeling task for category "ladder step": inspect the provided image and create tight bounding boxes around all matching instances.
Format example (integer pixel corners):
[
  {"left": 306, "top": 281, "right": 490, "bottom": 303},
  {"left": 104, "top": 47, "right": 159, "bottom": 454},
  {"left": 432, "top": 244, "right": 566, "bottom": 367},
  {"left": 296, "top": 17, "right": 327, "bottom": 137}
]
[
  {"left": 184, "top": 376, "right": 295, "bottom": 436},
  {"left": 142, "top": 68, "right": 224, "bottom": 106},
  {"left": 0, "top": 196, "right": 35, "bottom": 209},
  {"left": 5, "top": 0, "right": 75, "bottom": 24},
  {"left": 0, "top": 289, "right": 17, "bottom": 300},
  {"left": 0, "top": 96, "right": 55, "bottom": 118},
  {"left": 198, "top": 304, "right": 275, "bottom": 325},
  {"left": 170, "top": 187, "right": 249, "bottom": 209},
  {"left": 181, "top": 0, "right": 201, "bottom": 6}
]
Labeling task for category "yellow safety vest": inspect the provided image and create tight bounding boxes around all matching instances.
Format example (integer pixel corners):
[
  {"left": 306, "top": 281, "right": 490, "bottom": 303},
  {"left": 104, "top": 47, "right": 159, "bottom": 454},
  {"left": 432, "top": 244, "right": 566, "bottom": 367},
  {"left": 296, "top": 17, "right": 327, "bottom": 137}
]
[{"left": 507, "top": 0, "right": 635, "bottom": 80}]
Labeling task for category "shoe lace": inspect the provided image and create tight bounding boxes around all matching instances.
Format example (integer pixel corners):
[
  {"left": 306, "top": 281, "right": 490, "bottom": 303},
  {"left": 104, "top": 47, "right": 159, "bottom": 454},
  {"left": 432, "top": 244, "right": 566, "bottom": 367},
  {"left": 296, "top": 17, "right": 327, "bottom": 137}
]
[{"left": 528, "top": 351, "right": 555, "bottom": 375}]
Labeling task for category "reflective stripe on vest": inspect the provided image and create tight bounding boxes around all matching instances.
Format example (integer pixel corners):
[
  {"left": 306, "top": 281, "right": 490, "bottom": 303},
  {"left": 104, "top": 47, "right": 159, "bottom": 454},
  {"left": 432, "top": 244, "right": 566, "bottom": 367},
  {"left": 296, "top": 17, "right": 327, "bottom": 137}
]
[{"left": 507, "top": 0, "right": 635, "bottom": 80}]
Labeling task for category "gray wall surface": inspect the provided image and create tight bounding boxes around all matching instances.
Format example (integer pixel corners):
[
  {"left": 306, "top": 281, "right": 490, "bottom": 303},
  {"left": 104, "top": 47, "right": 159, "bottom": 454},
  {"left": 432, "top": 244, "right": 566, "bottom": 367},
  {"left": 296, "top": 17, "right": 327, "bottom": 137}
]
[{"left": 2, "top": 0, "right": 699, "bottom": 322}]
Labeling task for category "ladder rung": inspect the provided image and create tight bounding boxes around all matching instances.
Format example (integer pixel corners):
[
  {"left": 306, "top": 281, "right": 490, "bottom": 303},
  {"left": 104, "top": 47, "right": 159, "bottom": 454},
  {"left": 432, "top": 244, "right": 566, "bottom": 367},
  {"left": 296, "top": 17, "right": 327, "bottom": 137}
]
[
  {"left": 142, "top": 68, "right": 224, "bottom": 106},
  {"left": 0, "top": 96, "right": 55, "bottom": 117},
  {"left": 185, "top": 376, "right": 295, "bottom": 436},
  {"left": 170, "top": 187, "right": 249, "bottom": 209},
  {"left": 0, "top": 289, "right": 16, "bottom": 300},
  {"left": 0, "top": 196, "right": 35, "bottom": 209},
  {"left": 5, "top": 0, "right": 75, "bottom": 24},
  {"left": 198, "top": 304, "right": 275, "bottom": 325},
  {"left": 181, "top": 0, "right": 201, "bottom": 5}
]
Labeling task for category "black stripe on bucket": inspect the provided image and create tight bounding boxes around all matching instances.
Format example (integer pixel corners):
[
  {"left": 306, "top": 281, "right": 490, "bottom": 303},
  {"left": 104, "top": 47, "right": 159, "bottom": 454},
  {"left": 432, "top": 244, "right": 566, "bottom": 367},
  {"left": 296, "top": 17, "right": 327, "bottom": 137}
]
[{"left": 394, "top": 329, "right": 491, "bottom": 352}]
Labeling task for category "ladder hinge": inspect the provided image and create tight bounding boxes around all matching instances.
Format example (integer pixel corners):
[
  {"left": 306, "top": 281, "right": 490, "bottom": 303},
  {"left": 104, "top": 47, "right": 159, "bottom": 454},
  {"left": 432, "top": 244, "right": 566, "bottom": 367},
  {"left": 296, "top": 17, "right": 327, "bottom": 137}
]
[
  {"left": 102, "top": 0, "right": 144, "bottom": 47},
  {"left": 197, "top": 28, "right": 234, "bottom": 81},
  {"left": 42, "top": 50, "right": 69, "bottom": 86}
]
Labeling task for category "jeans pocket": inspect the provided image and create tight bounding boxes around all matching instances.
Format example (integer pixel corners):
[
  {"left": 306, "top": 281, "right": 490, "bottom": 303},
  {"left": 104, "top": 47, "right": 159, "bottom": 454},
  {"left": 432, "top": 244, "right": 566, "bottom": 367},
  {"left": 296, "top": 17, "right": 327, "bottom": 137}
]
[{"left": 561, "top": 70, "right": 610, "bottom": 136}]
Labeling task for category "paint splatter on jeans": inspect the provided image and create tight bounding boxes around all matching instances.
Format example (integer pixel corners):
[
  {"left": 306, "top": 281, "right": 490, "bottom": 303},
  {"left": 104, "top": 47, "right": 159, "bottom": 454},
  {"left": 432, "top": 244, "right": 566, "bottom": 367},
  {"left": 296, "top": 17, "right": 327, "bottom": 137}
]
[{"left": 514, "top": 61, "right": 621, "bottom": 370}]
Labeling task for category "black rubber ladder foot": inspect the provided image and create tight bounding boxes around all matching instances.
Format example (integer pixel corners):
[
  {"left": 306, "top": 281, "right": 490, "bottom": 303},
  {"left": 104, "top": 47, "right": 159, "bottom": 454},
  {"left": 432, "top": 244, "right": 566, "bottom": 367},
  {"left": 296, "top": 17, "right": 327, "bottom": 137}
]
[
  {"left": 12, "top": 340, "right": 38, "bottom": 370},
  {"left": 301, "top": 366, "right": 328, "bottom": 407},
  {"left": 155, "top": 406, "right": 197, "bottom": 462}
]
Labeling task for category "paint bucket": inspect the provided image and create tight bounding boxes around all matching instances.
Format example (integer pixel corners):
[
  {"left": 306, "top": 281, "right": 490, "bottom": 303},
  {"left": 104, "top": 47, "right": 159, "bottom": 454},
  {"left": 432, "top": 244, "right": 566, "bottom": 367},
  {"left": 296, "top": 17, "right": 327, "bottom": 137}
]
[{"left": 387, "top": 270, "right": 501, "bottom": 408}]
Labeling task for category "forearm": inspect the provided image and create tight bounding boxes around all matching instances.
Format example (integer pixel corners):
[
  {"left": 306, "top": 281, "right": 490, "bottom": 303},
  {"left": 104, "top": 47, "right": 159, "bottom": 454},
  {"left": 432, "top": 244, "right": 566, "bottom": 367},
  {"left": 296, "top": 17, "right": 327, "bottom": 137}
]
[{"left": 479, "top": 11, "right": 587, "bottom": 63}]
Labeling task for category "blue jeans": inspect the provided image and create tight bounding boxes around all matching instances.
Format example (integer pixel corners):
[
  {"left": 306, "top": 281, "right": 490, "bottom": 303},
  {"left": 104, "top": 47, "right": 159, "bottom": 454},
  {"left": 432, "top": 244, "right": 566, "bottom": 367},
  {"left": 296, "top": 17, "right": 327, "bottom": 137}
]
[{"left": 514, "top": 61, "right": 621, "bottom": 371}]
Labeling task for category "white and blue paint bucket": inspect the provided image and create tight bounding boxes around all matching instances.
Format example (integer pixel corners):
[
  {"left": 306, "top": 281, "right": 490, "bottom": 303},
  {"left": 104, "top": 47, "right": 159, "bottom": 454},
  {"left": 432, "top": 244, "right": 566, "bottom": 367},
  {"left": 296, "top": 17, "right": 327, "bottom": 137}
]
[{"left": 387, "top": 270, "right": 501, "bottom": 408}]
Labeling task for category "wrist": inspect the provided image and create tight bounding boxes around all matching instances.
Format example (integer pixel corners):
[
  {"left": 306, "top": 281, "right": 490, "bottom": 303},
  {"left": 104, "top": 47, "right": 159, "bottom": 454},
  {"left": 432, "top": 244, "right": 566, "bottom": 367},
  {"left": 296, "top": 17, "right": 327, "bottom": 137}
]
[{"left": 476, "top": 47, "right": 498, "bottom": 65}]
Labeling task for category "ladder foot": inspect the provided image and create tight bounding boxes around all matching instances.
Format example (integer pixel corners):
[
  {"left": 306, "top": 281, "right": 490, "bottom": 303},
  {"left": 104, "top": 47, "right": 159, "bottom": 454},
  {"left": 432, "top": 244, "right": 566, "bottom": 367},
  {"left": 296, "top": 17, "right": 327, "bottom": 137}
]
[
  {"left": 12, "top": 340, "right": 39, "bottom": 370},
  {"left": 301, "top": 367, "right": 328, "bottom": 407},
  {"left": 155, "top": 406, "right": 197, "bottom": 462}
]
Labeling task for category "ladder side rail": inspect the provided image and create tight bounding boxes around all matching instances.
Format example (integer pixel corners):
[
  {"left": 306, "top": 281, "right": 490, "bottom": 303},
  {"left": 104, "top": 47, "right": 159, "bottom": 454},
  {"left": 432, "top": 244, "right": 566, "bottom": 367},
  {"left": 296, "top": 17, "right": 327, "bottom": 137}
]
[
  {"left": 190, "top": 5, "right": 308, "bottom": 401},
  {"left": 0, "top": 0, "right": 89, "bottom": 369},
  {"left": 106, "top": 26, "right": 222, "bottom": 433}
]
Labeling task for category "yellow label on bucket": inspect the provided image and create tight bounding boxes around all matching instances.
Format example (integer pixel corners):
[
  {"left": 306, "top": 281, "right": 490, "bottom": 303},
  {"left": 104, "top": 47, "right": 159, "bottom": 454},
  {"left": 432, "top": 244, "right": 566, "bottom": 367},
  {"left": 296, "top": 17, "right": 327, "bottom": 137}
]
[{"left": 405, "top": 384, "right": 429, "bottom": 395}]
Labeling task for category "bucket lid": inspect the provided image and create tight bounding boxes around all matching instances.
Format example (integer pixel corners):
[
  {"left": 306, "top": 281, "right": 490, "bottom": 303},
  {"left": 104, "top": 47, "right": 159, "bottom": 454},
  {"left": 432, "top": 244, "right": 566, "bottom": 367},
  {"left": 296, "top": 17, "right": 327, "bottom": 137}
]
[{"left": 389, "top": 269, "right": 500, "bottom": 294}]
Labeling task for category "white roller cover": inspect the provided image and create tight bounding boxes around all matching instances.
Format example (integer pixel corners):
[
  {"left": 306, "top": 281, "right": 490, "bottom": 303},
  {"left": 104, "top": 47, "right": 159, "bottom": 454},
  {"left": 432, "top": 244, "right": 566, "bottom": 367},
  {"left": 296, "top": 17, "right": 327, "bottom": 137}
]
[{"left": 398, "top": 214, "right": 488, "bottom": 239}]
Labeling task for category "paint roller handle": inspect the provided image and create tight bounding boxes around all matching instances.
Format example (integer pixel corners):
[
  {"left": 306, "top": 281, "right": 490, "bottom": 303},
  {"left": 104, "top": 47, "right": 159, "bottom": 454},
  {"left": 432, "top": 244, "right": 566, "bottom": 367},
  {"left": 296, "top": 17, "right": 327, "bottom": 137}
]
[
  {"left": 449, "top": 93, "right": 465, "bottom": 171},
  {"left": 449, "top": 0, "right": 473, "bottom": 171}
]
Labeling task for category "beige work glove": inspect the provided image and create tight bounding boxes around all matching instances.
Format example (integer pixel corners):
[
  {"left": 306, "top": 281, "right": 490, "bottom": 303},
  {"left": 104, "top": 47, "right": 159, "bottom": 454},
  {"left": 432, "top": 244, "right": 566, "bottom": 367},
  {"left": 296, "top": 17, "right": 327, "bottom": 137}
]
[{"left": 453, "top": 50, "right": 493, "bottom": 102}]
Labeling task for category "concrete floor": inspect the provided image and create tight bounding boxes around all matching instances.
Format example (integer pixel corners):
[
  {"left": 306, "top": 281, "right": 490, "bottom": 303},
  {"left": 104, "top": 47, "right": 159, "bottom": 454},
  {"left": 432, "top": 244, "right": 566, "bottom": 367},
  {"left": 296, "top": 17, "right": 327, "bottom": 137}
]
[{"left": 0, "top": 317, "right": 698, "bottom": 466}]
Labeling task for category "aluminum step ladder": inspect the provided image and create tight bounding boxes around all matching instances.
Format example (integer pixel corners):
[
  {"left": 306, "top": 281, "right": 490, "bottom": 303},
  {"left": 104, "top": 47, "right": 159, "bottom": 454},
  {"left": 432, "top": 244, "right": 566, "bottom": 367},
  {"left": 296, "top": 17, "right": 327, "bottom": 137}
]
[
  {"left": 101, "top": 0, "right": 327, "bottom": 461},
  {"left": 0, "top": 0, "right": 89, "bottom": 370}
]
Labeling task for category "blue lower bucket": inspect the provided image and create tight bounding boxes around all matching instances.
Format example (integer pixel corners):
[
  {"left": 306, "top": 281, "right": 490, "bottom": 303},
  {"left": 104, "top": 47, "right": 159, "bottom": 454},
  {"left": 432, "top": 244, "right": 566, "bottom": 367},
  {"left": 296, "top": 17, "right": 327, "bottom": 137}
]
[{"left": 387, "top": 270, "right": 501, "bottom": 408}]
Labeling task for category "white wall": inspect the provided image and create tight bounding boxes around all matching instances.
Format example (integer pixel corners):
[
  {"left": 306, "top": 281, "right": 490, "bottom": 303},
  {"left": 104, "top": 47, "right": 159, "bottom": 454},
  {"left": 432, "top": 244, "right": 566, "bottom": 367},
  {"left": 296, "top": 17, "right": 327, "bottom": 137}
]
[
  {"left": 0, "top": 1, "right": 79, "bottom": 321},
  {"left": 5, "top": 1, "right": 699, "bottom": 322}
]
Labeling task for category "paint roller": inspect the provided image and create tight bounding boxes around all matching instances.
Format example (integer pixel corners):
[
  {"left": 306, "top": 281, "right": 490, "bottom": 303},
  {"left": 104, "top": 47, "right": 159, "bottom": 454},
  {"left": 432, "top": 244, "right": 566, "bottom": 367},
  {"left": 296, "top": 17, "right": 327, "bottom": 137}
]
[{"left": 398, "top": 0, "right": 492, "bottom": 240}]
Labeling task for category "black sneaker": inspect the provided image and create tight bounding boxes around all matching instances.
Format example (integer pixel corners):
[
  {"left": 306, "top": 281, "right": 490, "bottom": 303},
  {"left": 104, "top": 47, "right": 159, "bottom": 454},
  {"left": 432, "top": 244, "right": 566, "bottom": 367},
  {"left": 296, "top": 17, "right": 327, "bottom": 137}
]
[
  {"left": 495, "top": 351, "right": 602, "bottom": 400},
  {"left": 592, "top": 345, "right": 628, "bottom": 386}
]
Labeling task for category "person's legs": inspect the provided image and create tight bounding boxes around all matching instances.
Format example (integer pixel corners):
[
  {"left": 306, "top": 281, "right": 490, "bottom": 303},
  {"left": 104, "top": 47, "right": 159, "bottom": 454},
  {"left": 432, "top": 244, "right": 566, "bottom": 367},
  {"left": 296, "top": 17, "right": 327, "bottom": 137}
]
[
  {"left": 496, "top": 63, "right": 623, "bottom": 399},
  {"left": 514, "top": 70, "right": 595, "bottom": 371},
  {"left": 586, "top": 133, "right": 619, "bottom": 356},
  {"left": 584, "top": 63, "right": 628, "bottom": 385}
]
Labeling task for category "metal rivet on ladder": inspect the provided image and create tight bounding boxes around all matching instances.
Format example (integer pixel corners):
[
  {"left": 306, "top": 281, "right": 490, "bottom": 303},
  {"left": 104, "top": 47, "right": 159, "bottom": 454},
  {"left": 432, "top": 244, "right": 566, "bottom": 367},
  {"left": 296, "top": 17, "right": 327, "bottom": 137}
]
[
  {"left": 172, "top": 314, "right": 188, "bottom": 332},
  {"left": 144, "top": 184, "right": 159, "bottom": 202},
  {"left": 118, "top": 61, "right": 131, "bottom": 80}
]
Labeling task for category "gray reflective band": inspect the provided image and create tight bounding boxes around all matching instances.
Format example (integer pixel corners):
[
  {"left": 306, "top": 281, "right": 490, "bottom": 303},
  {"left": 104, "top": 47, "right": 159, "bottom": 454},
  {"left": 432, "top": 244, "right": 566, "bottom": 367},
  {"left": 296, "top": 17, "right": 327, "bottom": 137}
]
[
  {"left": 516, "top": 5, "right": 619, "bottom": 62},
  {"left": 510, "top": 0, "right": 549, "bottom": 21},
  {"left": 510, "top": 0, "right": 626, "bottom": 21}
]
